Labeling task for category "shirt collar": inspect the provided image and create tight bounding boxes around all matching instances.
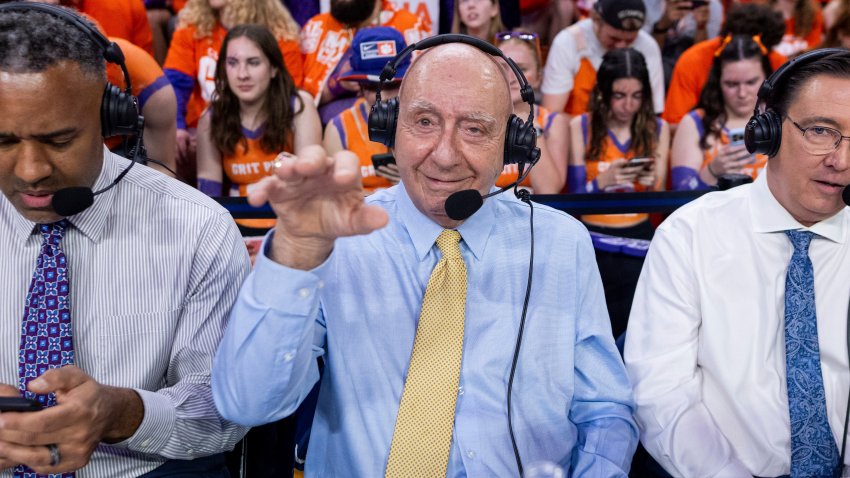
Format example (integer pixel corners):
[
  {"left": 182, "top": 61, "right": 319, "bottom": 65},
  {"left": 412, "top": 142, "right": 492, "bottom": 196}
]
[
  {"left": 750, "top": 167, "right": 847, "bottom": 244},
  {"left": 4, "top": 146, "right": 116, "bottom": 244},
  {"left": 396, "top": 183, "right": 496, "bottom": 262}
]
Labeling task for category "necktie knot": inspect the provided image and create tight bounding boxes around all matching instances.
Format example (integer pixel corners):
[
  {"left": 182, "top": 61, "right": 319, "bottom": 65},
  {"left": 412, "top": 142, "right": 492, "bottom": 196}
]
[
  {"left": 436, "top": 229, "right": 462, "bottom": 260},
  {"left": 785, "top": 229, "right": 814, "bottom": 256},
  {"left": 38, "top": 220, "right": 69, "bottom": 245}
]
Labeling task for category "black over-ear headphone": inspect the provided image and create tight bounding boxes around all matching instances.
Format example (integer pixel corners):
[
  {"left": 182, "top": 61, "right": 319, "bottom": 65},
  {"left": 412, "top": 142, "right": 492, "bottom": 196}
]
[
  {"left": 368, "top": 33, "right": 540, "bottom": 169},
  {"left": 745, "top": 48, "right": 846, "bottom": 157},
  {"left": 0, "top": 2, "right": 141, "bottom": 139}
]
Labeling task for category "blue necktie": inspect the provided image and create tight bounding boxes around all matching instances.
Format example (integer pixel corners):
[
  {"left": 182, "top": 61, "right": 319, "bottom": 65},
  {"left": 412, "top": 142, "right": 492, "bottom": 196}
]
[
  {"left": 16, "top": 220, "right": 75, "bottom": 478},
  {"left": 784, "top": 229, "right": 839, "bottom": 478}
]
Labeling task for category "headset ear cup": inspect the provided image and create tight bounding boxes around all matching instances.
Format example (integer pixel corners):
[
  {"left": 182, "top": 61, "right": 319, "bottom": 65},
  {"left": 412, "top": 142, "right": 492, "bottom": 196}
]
[
  {"left": 101, "top": 83, "right": 140, "bottom": 138},
  {"left": 504, "top": 115, "right": 521, "bottom": 165},
  {"left": 744, "top": 111, "right": 782, "bottom": 157},
  {"left": 504, "top": 115, "right": 538, "bottom": 167},
  {"left": 368, "top": 97, "right": 399, "bottom": 148}
]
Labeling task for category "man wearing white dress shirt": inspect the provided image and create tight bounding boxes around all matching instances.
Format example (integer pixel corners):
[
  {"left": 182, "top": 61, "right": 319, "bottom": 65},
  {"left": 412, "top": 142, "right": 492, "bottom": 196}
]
[{"left": 625, "top": 49, "right": 850, "bottom": 478}]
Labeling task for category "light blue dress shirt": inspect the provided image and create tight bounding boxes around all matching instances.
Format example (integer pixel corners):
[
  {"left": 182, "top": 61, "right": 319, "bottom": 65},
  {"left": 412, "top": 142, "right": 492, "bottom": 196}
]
[{"left": 212, "top": 184, "right": 637, "bottom": 477}]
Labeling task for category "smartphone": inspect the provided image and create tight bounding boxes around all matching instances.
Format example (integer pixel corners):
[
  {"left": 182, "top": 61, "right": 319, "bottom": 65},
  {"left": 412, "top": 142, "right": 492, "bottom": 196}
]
[
  {"left": 0, "top": 397, "right": 42, "bottom": 412},
  {"left": 728, "top": 128, "right": 746, "bottom": 146},
  {"left": 371, "top": 153, "right": 396, "bottom": 170},
  {"left": 626, "top": 157, "right": 654, "bottom": 169}
]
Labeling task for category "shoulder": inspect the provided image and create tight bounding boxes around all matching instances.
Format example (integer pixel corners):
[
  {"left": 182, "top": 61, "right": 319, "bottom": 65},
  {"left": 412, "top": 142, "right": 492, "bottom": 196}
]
[
  {"left": 658, "top": 186, "right": 751, "bottom": 238},
  {"left": 632, "top": 31, "right": 662, "bottom": 59},
  {"left": 493, "top": 193, "right": 588, "bottom": 239}
]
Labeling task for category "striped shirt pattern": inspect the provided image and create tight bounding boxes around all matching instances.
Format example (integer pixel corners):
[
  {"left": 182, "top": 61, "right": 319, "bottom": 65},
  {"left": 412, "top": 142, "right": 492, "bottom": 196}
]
[{"left": 0, "top": 149, "right": 251, "bottom": 477}]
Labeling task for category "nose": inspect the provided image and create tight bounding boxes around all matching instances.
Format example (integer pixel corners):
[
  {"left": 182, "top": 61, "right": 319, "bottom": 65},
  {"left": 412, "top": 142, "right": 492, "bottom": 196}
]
[
  {"left": 14, "top": 142, "right": 52, "bottom": 185},
  {"left": 429, "top": 126, "right": 462, "bottom": 170},
  {"left": 825, "top": 138, "right": 850, "bottom": 172},
  {"left": 237, "top": 62, "right": 249, "bottom": 79},
  {"left": 613, "top": 39, "right": 630, "bottom": 49}
]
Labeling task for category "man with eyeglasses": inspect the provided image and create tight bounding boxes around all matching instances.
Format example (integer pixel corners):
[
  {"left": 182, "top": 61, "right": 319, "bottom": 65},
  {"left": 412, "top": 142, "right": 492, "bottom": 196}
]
[
  {"left": 624, "top": 50, "right": 850, "bottom": 477},
  {"left": 540, "top": 0, "right": 665, "bottom": 116}
]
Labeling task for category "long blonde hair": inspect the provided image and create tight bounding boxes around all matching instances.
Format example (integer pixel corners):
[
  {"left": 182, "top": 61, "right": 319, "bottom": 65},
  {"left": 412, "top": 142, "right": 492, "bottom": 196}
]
[
  {"left": 451, "top": 0, "right": 506, "bottom": 43},
  {"left": 179, "top": 0, "right": 300, "bottom": 40}
]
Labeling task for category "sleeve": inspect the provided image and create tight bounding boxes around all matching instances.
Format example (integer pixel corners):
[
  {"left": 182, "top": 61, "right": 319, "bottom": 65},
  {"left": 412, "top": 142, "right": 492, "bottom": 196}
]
[
  {"left": 278, "top": 38, "right": 305, "bottom": 87},
  {"left": 116, "top": 211, "right": 252, "bottom": 459},
  {"left": 569, "top": 233, "right": 639, "bottom": 477},
  {"left": 623, "top": 217, "right": 751, "bottom": 478},
  {"left": 566, "top": 165, "right": 587, "bottom": 193},
  {"left": 164, "top": 69, "right": 194, "bottom": 130},
  {"left": 163, "top": 26, "right": 198, "bottom": 130},
  {"left": 212, "top": 232, "right": 327, "bottom": 427},
  {"left": 540, "top": 29, "right": 578, "bottom": 95},
  {"left": 662, "top": 55, "right": 700, "bottom": 125}
]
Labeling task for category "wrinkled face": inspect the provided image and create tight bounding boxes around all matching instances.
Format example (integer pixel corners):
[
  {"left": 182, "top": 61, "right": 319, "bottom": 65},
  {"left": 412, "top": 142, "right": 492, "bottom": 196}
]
[
  {"left": 392, "top": 45, "right": 511, "bottom": 227},
  {"left": 720, "top": 57, "right": 765, "bottom": 118},
  {"left": 458, "top": 0, "right": 498, "bottom": 31},
  {"left": 594, "top": 17, "right": 639, "bottom": 50},
  {"left": 0, "top": 62, "right": 104, "bottom": 223},
  {"left": 498, "top": 41, "right": 540, "bottom": 105},
  {"left": 767, "top": 75, "right": 850, "bottom": 226},
  {"left": 225, "top": 36, "right": 277, "bottom": 106},
  {"left": 609, "top": 78, "right": 643, "bottom": 124}
]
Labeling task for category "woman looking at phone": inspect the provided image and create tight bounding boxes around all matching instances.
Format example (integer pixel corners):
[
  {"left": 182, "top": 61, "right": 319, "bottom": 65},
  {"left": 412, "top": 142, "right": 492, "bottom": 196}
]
[
  {"left": 670, "top": 34, "right": 772, "bottom": 190},
  {"left": 567, "top": 47, "right": 670, "bottom": 235},
  {"left": 196, "top": 24, "right": 321, "bottom": 233}
]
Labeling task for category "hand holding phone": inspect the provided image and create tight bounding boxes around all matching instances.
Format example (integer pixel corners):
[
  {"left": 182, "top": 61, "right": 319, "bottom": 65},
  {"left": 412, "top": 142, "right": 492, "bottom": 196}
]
[
  {"left": 0, "top": 396, "right": 42, "bottom": 412},
  {"left": 626, "top": 157, "right": 654, "bottom": 170},
  {"left": 371, "top": 153, "right": 396, "bottom": 170}
]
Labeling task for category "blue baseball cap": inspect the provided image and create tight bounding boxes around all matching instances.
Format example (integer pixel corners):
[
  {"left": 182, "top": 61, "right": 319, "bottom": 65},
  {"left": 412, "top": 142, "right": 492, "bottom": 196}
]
[{"left": 339, "top": 26, "right": 409, "bottom": 83}]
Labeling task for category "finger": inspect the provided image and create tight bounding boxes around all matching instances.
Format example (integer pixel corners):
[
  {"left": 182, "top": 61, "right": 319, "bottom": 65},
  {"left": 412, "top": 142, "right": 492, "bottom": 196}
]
[
  {"left": 28, "top": 366, "right": 87, "bottom": 395},
  {"left": 246, "top": 176, "right": 276, "bottom": 207},
  {"left": 0, "top": 442, "right": 72, "bottom": 475},
  {"left": 0, "top": 402, "right": 80, "bottom": 441},
  {"left": 347, "top": 204, "right": 389, "bottom": 236},
  {"left": 0, "top": 385, "right": 18, "bottom": 398}
]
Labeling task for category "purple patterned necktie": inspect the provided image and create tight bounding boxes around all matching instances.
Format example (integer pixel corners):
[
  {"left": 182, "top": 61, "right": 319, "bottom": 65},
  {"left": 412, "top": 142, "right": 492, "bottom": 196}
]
[{"left": 15, "top": 220, "right": 75, "bottom": 478}]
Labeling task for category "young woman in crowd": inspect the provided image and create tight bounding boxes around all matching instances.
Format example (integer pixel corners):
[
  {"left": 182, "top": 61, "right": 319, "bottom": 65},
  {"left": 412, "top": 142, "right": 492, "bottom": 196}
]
[
  {"left": 163, "top": 0, "right": 303, "bottom": 179},
  {"left": 567, "top": 47, "right": 669, "bottom": 235},
  {"left": 566, "top": 48, "right": 669, "bottom": 337},
  {"left": 496, "top": 31, "right": 569, "bottom": 193},
  {"left": 671, "top": 35, "right": 772, "bottom": 190},
  {"left": 196, "top": 24, "right": 321, "bottom": 233},
  {"left": 452, "top": 0, "right": 506, "bottom": 43}
]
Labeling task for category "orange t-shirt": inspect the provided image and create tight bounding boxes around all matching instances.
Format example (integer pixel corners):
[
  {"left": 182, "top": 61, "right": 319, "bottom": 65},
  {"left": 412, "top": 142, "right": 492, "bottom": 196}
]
[
  {"left": 223, "top": 125, "right": 282, "bottom": 229},
  {"left": 299, "top": 0, "right": 429, "bottom": 100},
  {"left": 104, "top": 38, "right": 170, "bottom": 148},
  {"left": 329, "top": 98, "right": 393, "bottom": 193},
  {"left": 687, "top": 110, "right": 768, "bottom": 181},
  {"left": 776, "top": 11, "right": 825, "bottom": 57},
  {"left": 564, "top": 58, "right": 597, "bottom": 116},
  {"left": 164, "top": 23, "right": 303, "bottom": 129},
  {"left": 663, "top": 37, "right": 787, "bottom": 125},
  {"left": 80, "top": 0, "right": 153, "bottom": 56},
  {"left": 495, "top": 105, "right": 559, "bottom": 189}
]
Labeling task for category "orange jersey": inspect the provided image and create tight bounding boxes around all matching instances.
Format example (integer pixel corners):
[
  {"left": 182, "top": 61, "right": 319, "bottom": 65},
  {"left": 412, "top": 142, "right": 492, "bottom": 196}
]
[
  {"left": 579, "top": 113, "right": 652, "bottom": 228},
  {"left": 688, "top": 110, "right": 768, "bottom": 180},
  {"left": 299, "top": 0, "right": 428, "bottom": 100},
  {"left": 223, "top": 125, "right": 283, "bottom": 229},
  {"left": 564, "top": 58, "right": 596, "bottom": 116},
  {"left": 329, "top": 98, "right": 393, "bottom": 193},
  {"left": 776, "top": 11, "right": 825, "bottom": 57},
  {"left": 80, "top": 0, "right": 153, "bottom": 55},
  {"left": 495, "top": 106, "right": 559, "bottom": 189},
  {"left": 105, "top": 38, "right": 170, "bottom": 149},
  {"left": 663, "top": 37, "right": 787, "bottom": 125},
  {"left": 164, "top": 23, "right": 303, "bottom": 128}
]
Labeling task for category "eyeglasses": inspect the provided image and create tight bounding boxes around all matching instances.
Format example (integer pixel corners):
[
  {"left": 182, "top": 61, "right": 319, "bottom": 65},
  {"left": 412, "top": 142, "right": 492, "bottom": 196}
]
[
  {"left": 786, "top": 115, "right": 850, "bottom": 155},
  {"left": 495, "top": 31, "right": 542, "bottom": 59}
]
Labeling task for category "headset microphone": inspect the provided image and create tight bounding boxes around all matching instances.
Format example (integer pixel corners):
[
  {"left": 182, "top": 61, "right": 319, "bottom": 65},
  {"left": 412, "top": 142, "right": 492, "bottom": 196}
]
[{"left": 843, "top": 186, "right": 850, "bottom": 207}]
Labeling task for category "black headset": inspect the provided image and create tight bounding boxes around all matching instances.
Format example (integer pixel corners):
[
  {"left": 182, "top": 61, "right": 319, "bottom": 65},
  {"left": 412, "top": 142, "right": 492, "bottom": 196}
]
[
  {"left": 745, "top": 48, "right": 847, "bottom": 157},
  {"left": 0, "top": 2, "right": 141, "bottom": 139},
  {"left": 368, "top": 33, "right": 540, "bottom": 169}
]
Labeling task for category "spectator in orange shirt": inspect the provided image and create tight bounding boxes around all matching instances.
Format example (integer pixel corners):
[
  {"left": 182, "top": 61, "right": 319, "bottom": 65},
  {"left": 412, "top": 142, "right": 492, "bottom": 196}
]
[
  {"left": 662, "top": 3, "right": 786, "bottom": 127},
  {"left": 79, "top": 0, "right": 154, "bottom": 56},
  {"left": 164, "top": 0, "right": 302, "bottom": 182},
  {"left": 451, "top": 0, "right": 506, "bottom": 43},
  {"left": 299, "top": 0, "right": 429, "bottom": 116},
  {"left": 670, "top": 35, "right": 772, "bottom": 190},
  {"left": 772, "top": 0, "right": 825, "bottom": 56}
]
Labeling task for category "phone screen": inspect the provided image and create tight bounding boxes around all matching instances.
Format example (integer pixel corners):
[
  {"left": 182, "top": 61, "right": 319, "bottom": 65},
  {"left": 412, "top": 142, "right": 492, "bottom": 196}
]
[{"left": 370, "top": 153, "right": 396, "bottom": 170}]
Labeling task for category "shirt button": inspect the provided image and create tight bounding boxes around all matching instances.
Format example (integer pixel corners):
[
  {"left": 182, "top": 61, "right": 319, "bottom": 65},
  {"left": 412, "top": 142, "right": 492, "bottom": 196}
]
[
  {"left": 458, "top": 386, "right": 464, "bottom": 396},
  {"left": 186, "top": 448, "right": 194, "bottom": 455},
  {"left": 297, "top": 288, "right": 310, "bottom": 299},
  {"left": 317, "top": 280, "right": 325, "bottom": 289},
  {"left": 466, "top": 450, "right": 476, "bottom": 459},
  {"left": 283, "top": 352, "right": 294, "bottom": 362}
]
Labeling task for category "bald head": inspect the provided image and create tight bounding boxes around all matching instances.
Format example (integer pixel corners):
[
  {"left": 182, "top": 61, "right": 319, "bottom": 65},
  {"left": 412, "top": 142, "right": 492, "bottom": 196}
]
[{"left": 399, "top": 43, "right": 512, "bottom": 122}]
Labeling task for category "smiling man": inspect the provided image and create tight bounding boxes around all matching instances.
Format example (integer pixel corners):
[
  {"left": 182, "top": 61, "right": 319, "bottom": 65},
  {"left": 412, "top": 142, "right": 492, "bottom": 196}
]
[
  {"left": 625, "top": 49, "right": 850, "bottom": 478},
  {"left": 0, "top": 4, "right": 249, "bottom": 477},
  {"left": 212, "top": 40, "right": 637, "bottom": 477}
]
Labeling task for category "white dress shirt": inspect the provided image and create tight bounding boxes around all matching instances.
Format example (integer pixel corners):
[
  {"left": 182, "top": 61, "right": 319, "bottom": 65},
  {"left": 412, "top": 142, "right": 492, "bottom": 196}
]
[{"left": 625, "top": 170, "right": 850, "bottom": 477}]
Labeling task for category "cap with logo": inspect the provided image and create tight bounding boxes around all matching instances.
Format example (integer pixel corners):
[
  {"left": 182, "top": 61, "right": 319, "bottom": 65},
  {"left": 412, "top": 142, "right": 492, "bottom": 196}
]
[
  {"left": 339, "top": 26, "right": 410, "bottom": 83},
  {"left": 594, "top": 0, "right": 646, "bottom": 31}
]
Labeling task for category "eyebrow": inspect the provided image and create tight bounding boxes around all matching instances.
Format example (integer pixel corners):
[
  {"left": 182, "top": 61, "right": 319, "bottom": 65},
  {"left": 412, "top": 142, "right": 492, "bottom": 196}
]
[
  {"left": 0, "top": 128, "right": 78, "bottom": 141},
  {"left": 796, "top": 116, "right": 843, "bottom": 129}
]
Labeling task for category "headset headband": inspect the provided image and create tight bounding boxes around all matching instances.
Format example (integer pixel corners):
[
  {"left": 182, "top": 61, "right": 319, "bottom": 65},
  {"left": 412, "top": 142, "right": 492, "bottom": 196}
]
[{"left": 755, "top": 47, "right": 846, "bottom": 116}]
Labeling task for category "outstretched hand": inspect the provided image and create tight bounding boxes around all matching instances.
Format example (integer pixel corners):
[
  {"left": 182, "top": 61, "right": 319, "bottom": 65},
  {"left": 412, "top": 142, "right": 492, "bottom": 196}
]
[{"left": 249, "top": 145, "right": 389, "bottom": 270}]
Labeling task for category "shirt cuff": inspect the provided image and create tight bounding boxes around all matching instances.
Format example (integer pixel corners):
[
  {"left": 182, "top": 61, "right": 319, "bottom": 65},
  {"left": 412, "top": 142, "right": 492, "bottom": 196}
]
[
  {"left": 253, "top": 231, "right": 331, "bottom": 312},
  {"left": 112, "top": 388, "right": 176, "bottom": 455}
]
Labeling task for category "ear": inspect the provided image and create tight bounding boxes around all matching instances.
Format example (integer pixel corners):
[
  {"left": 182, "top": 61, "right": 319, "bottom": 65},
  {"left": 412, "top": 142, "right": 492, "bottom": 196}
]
[{"left": 271, "top": 67, "right": 278, "bottom": 79}]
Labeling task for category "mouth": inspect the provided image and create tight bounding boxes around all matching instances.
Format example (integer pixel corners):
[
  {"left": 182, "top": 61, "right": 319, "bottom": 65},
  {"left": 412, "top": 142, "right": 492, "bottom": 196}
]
[
  {"left": 19, "top": 191, "right": 55, "bottom": 209},
  {"left": 814, "top": 179, "right": 846, "bottom": 193},
  {"left": 236, "top": 85, "right": 254, "bottom": 92},
  {"left": 424, "top": 175, "right": 469, "bottom": 191}
]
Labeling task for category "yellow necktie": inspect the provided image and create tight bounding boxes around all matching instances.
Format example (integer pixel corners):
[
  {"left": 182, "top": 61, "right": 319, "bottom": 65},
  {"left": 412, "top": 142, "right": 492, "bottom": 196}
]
[{"left": 385, "top": 229, "right": 467, "bottom": 477}]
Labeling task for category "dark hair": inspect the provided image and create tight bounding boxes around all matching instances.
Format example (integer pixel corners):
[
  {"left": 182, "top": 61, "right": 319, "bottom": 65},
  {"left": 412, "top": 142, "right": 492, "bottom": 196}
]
[
  {"left": 330, "top": 0, "right": 377, "bottom": 28},
  {"left": 820, "top": 9, "right": 850, "bottom": 48},
  {"left": 697, "top": 35, "right": 772, "bottom": 149},
  {"left": 769, "top": 50, "right": 850, "bottom": 116},
  {"left": 721, "top": 3, "right": 785, "bottom": 50},
  {"left": 586, "top": 48, "right": 656, "bottom": 162},
  {"left": 0, "top": 7, "right": 105, "bottom": 79},
  {"left": 211, "top": 24, "right": 303, "bottom": 157}
]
